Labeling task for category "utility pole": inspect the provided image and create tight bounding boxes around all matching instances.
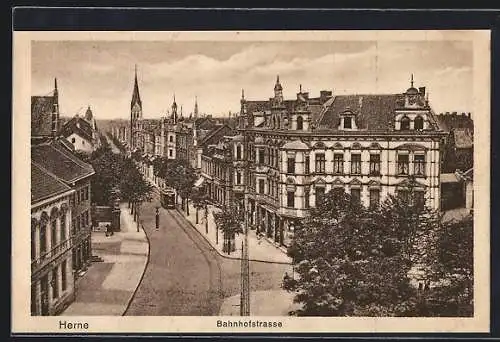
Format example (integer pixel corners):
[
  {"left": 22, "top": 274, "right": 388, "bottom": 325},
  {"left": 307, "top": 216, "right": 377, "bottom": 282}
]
[
  {"left": 240, "top": 202, "right": 250, "bottom": 316},
  {"left": 240, "top": 131, "right": 250, "bottom": 316}
]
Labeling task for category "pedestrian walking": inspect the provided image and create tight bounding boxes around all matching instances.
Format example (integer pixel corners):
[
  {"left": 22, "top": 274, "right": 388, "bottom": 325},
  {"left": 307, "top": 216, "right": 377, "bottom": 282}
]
[{"left": 155, "top": 207, "right": 160, "bottom": 230}]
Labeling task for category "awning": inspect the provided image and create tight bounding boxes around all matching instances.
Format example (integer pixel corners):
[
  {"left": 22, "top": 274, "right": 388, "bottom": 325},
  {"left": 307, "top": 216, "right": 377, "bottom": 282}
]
[{"left": 194, "top": 177, "right": 206, "bottom": 187}]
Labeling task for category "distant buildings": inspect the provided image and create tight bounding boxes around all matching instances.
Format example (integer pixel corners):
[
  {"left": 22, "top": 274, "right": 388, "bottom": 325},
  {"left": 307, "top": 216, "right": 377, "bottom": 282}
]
[
  {"left": 436, "top": 112, "right": 474, "bottom": 211},
  {"left": 31, "top": 79, "right": 95, "bottom": 315},
  {"left": 60, "top": 106, "right": 102, "bottom": 154}
]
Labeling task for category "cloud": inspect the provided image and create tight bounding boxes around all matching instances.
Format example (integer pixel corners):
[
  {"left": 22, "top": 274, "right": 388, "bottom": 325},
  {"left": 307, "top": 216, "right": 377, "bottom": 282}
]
[{"left": 32, "top": 40, "right": 474, "bottom": 119}]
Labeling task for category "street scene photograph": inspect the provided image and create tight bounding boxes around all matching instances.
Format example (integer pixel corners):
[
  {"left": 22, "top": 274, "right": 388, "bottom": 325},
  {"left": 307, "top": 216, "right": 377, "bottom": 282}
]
[{"left": 22, "top": 30, "right": 487, "bottom": 327}]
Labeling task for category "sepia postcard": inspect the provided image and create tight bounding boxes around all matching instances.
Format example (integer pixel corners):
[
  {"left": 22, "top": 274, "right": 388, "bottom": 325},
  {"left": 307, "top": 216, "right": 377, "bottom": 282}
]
[{"left": 12, "top": 30, "right": 490, "bottom": 334}]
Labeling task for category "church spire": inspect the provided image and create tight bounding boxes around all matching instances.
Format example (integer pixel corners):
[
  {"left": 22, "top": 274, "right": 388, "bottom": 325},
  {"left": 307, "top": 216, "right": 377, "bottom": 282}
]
[
  {"left": 131, "top": 65, "right": 142, "bottom": 110},
  {"left": 194, "top": 96, "right": 199, "bottom": 119},
  {"left": 410, "top": 73, "right": 414, "bottom": 88}
]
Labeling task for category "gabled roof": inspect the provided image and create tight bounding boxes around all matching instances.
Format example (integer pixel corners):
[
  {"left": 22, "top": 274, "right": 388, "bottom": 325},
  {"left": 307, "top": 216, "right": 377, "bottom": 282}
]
[
  {"left": 31, "top": 140, "right": 95, "bottom": 183},
  {"left": 199, "top": 124, "right": 236, "bottom": 153},
  {"left": 31, "top": 162, "right": 72, "bottom": 204},
  {"left": 60, "top": 116, "right": 94, "bottom": 141},
  {"left": 31, "top": 95, "right": 55, "bottom": 136},
  {"left": 319, "top": 94, "right": 400, "bottom": 131}
]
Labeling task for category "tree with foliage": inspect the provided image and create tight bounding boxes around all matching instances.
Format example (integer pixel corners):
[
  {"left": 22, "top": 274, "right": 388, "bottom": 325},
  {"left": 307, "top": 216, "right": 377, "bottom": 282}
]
[
  {"left": 213, "top": 204, "right": 244, "bottom": 255},
  {"left": 190, "top": 187, "right": 209, "bottom": 226},
  {"left": 284, "top": 184, "right": 444, "bottom": 317},
  {"left": 423, "top": 215, "right": 474, "bottom": 316},
  {"left": 88, "top": 148, "right": 124, "bottom": 205},
  {"left": 120, "top": 157, "right": 154, "bottom": 220},
  {"left": 163, "top": 159, "right": 197, "bottom": 215}
]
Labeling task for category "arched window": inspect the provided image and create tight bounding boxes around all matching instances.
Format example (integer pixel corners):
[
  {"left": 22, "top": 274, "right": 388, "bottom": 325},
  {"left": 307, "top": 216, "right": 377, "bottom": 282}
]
[
  {"left": 296, "top": 116, "right": 303, "bottom": 130},
  {"left": 414, "top": 115, "right": 424, "bottom": 130},
  {"left": 236, "top": 145, "right": 242, "bottom": 160},
  {"left": 400, "top": 116, "right": 410, "bottom": 131}
]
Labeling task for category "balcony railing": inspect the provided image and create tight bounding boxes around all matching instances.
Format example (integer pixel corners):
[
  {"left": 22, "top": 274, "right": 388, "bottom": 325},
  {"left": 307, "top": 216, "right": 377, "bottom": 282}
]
[{"left": 31, "top": 238, "right": 72, "bottom": 273}]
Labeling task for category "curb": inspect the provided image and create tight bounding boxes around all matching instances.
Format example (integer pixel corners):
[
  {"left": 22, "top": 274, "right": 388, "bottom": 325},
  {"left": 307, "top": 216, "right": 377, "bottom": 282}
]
[
  {"left": 122, "top": 218, "right": 151, "bottom": 316},
  {"left": 174, "top": 207, "right": 292, "bottom": 266}
]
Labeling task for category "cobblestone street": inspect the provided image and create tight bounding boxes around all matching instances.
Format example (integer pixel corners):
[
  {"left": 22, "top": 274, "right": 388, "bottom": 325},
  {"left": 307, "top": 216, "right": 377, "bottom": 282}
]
[{"left": 125, "top": 192, "right": 292, "bottom": 316}]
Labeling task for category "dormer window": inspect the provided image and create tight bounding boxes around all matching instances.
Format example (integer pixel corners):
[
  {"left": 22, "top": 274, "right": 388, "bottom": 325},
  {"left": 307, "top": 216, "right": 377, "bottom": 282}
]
[
  {"left": 400, "top": 116, "right": 410, "bottom": 131},
  {"left": 339, "top": 108, "right": 357, "bottom": 130},
  {"left": 344, "top": 117, "right": 352, "bottom": 129},
  {"left": 296, "top": 116, "right": 303, "bottom": 130},
  {"left": 414, "top": 115, "right": 424, "bottom": 130}
]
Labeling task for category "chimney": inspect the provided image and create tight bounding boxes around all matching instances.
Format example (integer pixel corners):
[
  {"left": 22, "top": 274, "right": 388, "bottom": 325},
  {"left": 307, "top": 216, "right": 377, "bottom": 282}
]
[
  {"left": 419, "top": 87, "right": 426, "bottom": 96},
  {"left": 468, "top": 112, "right": 471, "bottom": 118},
  {"left": 320, "top": 90, "right": 333, "bottom": 103}
]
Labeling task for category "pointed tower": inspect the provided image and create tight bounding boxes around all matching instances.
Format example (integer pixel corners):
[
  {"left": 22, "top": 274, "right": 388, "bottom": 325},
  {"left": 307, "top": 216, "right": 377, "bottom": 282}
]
[
  {"left": 171, "top": 94, "right": 178, "bottom": 124},
  {"left": 130, "top": 65, "right": 143, "bottom": 149},
  {"left": 52, "top": 78, "right": 60, "bottom": 137},
  {"left": 274, "top": 75, "right": 283, "bottom": 105}
]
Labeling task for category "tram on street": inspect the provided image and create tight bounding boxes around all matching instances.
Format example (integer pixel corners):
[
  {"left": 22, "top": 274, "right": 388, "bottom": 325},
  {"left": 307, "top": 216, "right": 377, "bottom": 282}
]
[{"left": 160, "top": 187, "right": 176, "bottom": 209}]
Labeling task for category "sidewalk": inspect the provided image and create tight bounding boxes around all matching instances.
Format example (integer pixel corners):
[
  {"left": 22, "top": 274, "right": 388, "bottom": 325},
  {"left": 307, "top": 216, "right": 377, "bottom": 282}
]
[
  {"left": 177, "top": 201, "right": 292, "bottom": 264},
  {"left": 218, "top": 289, "right": 301, "bottom": 316},
  {"left": 61, "top": 203, "right": 149, "bottom": 316}
]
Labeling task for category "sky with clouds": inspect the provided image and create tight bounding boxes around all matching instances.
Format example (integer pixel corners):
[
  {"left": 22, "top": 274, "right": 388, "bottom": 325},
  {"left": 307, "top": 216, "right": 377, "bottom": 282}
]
[{"left": 31, "top": 40, "right": 473, "bottom": 119}]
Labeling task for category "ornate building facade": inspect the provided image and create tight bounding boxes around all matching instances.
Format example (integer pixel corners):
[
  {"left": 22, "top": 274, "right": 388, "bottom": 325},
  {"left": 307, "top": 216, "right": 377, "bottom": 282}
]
[{"left": 235, "top": 75, "right": 446, "bottom": 247}]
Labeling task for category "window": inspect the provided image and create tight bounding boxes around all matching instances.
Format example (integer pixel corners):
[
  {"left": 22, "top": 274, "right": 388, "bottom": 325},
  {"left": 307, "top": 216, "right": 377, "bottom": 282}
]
[
  {"left": 304, "top": 187, "right": 310, "bottom": 208},
  {"left": 258, "top": 179, "right": 265, "bottom": 194},
  {"left": 287, "top": 191, "right": 295, "bottom": 208},
  {"left": 236, "top": 172, "right": 241, "bottom": 185},
  {"left": 71, "top": 219, "right": 76, "bottom": 236},
  {"left": 414, "top": 154, "right": 426, "bottom": 176},
  {"left": 71, "top": 138, "right": 75, "bottom": 143},
  {"left": 169, "top": 135, "right": 173, "bottom": 142},
  {"left": 351, "top": 188, "right": 361, "bottom": 204},
  {"left": 76, "top": 217, "right": 80, "bottom": 232},
  {"left": 31, "top": 226, "right": 36, "bottom": 261},
  {"left": 315, "top": 186, "right": 325, "bottom": 206},
  {"left": 169, "top": 149, "right": 173, "bottom": 157},
  {"left": 414, "top": 116, "right": 424, "bottom": 130},
  {"left": 76, "top": 190, "right": 80, "bottom": 204},
  {"left": 369, "top": 154, "right": 381, "bottom": 175},
  {"left": 61, "top": 261, "right": 67, "bottom": 291},
  {"left": 287, "top": 157, "right": 295, "bottom": 173},
  {"left": 296, "top": 116, "right": 303, "bottom": 130},
  {"left": 40, "top": 223, "right": 47, "bottom": 256},
  {"left": 315, "top": 153, "right": 326, "bottom": 173},
  {"left": 400, "top": 116, "right": 410, "bottom": 130},
  {"left": 51, "top": 219, "right": 57, "bottom": 247},
  {"left": 82, "top": 140, "right": 85, "bottom": 145},
  {"left": 369, "top": 189, "right": 380, "bottom": 209},
  {"left": 60, "top": 212, "right": 66, "bottom": 241},
  {"left": 270, "top": 149, "right": 274, "bottom": 167},
  {"left": 397, "top": 190, "right": 410, "bottom": 204},
  {"left": 333, "top": 154, "right": 344, "bottom": 174},
  {"left": 52, "top": 268, "right": 58, "bottom": 299},
  {"left": 258, "top": 148, "right": 265, "bottom": 164},
  {"left": 344, "top": 117, "right": 352, "bottom": 129},
  {"left": 236, "top": 145, "right": 242, "bottom": 160},
  {"left": 397, "top": 154, "right": 409, "bottom": 175},
  {"left": 351, "top": 154, "right": 361, "bottom": 175},
  {"left": 415, "top": 191, "right": 425, "bottom": 210},
  {"left": 305, "top": 156, "right": 310, "bottom": 174}
]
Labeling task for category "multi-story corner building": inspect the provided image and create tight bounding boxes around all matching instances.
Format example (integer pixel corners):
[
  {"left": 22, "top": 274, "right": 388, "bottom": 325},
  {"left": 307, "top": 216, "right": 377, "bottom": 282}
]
[
  {"left": 31, "top": 162, "right": 75, "bottom": 316},
  {"left": 32, "top": 140, "right": 95, "bottom": 280},
  {"left": 234, "top": 75, "right": 447, "bottom": 247},
  {"left": 31, "top": 79, "right": 96, "bottom": 315}
]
